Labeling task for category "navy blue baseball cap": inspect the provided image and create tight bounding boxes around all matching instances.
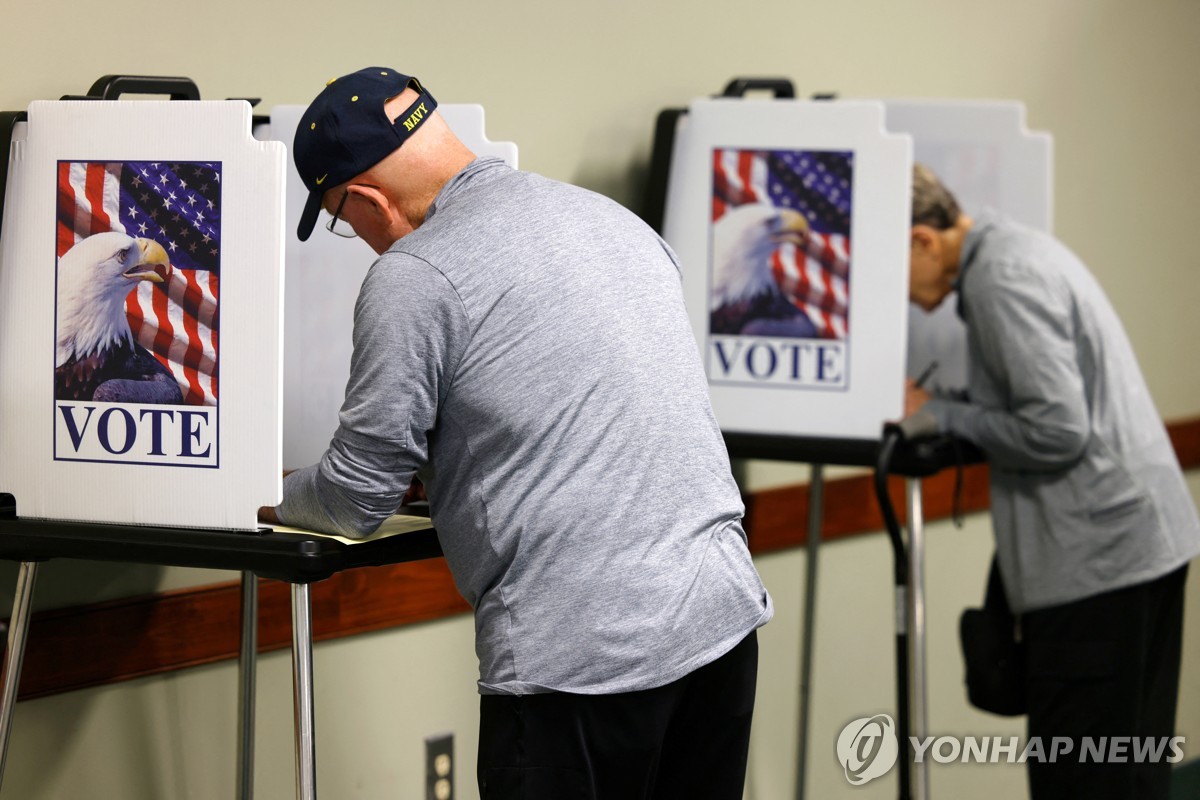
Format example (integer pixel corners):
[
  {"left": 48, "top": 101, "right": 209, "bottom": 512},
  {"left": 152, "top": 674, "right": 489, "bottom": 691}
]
[{"left": 294, "top": 67, "right": 438, "bottom": 241}]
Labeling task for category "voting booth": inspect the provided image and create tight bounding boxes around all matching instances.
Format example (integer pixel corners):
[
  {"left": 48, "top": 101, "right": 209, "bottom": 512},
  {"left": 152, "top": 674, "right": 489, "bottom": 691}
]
[
  {"left": 0, "top": 75, "right": 515, "bottom": 800},
  {"left": 0, "top": 95, "right": 283, "bottom": 531},
  {"left": 647, "top": 81, "right": 1050, "bottom": 800},
  {"left": 651, "top": 88, "right": 1053, "bottom": 445}
]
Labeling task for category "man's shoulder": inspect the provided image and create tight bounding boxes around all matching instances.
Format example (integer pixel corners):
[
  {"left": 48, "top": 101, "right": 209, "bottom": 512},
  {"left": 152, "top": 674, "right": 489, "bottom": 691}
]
[
  {"left": 353, "top": 253, "right": 467, "bottom": 334},
  {"left": 362, "top": 248, "right": 455, "bottom": 298},
  {"left": 968, "top": 222, "right": 1062, "bottom": 288},
  {"left": 959, "top": 227, "right": 1072, "bottom": 327}
]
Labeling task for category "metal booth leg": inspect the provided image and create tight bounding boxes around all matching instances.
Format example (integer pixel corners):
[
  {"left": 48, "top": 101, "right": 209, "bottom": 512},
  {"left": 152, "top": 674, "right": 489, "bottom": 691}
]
[
  {"left": 906, "top": 479, "right": 929, "bottom": 800},
  {"left": 292, "top": 582, "right": 317, "bottom": 800},
  {"left": 237, "top": 571, "right": 259, "bottom": 800},
  {"left": 0, "top": 561, "right": 39, "bottom": 792},
  {"left": 795, "top": 463, "right": 824, "bottom": 800}
]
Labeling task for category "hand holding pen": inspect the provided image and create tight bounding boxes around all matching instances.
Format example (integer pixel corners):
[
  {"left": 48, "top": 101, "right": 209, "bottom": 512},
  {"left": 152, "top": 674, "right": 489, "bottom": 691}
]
[{"left": 905, "top": 360, "right": 938, "bottom": 416}]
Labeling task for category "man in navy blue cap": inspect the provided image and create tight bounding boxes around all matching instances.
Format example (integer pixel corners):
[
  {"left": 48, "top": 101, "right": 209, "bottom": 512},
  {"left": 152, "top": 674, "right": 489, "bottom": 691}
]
[{"left": 268, "top": 68, "right": 772, "bottom": 799}]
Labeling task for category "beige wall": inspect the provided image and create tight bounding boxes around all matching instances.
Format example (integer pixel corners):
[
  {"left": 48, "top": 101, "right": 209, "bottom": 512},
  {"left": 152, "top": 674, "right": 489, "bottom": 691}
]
[{"left": 1, "top": 0, "right": 1198, "bottom": 797}]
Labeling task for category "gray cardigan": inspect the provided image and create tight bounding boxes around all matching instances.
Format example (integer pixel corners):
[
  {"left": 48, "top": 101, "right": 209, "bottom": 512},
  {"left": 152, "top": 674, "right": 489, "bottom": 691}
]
[{"left": 925, "top": 210, "right": 1200, "bottom": 612}]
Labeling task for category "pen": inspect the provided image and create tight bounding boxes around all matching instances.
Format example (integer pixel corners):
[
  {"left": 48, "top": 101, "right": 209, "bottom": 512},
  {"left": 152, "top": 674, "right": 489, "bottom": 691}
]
[{"left": 914, "top": 360, "right": 939, "bottom": 389}]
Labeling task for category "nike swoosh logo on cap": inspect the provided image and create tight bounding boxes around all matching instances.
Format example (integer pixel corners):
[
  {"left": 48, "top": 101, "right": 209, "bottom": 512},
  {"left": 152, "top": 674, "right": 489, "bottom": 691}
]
[{"left": 315, "top": 174, "right": 328, "bottom": 185}]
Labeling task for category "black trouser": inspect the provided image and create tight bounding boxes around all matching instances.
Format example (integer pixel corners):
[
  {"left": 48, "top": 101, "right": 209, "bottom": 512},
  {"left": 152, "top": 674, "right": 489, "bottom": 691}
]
[
  {"left": 1023, "top": 565, "right": 1188, "bottom": 800},
  {"left": 477, "top": 631, "right": 758, "bottom": 800}
]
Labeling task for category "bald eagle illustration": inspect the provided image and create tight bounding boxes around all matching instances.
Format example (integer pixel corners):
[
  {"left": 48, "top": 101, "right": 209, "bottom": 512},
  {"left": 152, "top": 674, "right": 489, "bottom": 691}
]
[
  {"left": 710, "top": 204, "right": 818, "bottom": 338},
  {"left": 55, "top": 231, "right": 182, "bottom": 404}
]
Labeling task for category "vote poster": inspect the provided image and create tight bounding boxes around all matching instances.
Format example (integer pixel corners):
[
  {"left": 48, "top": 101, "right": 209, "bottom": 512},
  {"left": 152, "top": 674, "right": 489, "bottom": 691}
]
[
  {"left": 664, "top": 98, "right": 911, "bottom": 441},
  {"left": 707, "top": 147, "right": 852, "bottom": 391},
  {"left": 53, "top": 160, "right": 221, "bottom": 467}
]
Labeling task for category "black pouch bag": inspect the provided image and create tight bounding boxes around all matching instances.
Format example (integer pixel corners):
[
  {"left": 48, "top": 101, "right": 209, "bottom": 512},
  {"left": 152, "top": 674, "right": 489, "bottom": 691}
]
[{"left": 959, "top": 557, "right": 1027, "bottom": 716}]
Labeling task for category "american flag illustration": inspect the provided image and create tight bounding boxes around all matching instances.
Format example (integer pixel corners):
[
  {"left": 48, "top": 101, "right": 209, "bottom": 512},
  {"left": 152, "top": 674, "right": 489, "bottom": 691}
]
[
  {"left": 56, "top": 161, "right": 220, "bottom": 406},
  {"left": 712, "top": 149, "right": 851, "bottom": 339}
]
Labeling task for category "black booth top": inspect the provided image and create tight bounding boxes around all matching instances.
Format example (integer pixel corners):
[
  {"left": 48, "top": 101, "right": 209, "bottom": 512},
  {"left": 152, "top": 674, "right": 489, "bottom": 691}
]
[{"left": 0, "top": 502, "right": 440, "bottom": 584}]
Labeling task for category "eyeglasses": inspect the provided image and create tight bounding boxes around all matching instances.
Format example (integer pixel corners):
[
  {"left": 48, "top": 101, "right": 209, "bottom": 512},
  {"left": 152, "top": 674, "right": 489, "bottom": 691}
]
[{"left": 325, "top": 190, "right": 358, "bottom": 238}]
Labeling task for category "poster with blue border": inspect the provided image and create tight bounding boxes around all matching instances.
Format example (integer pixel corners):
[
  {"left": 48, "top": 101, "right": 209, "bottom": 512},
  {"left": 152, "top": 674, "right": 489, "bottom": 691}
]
[
  {"left": 707, "top": 147, "right": 853, "bottom": 391},
  {"left": 53, "top": 160, "right": 221, "bottom": 467}
]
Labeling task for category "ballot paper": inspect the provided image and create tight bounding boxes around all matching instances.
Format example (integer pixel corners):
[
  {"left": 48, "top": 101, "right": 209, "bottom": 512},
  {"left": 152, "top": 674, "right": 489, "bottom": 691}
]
[{"left": 269, "top": 513, "right": 434, "bottom": 545}]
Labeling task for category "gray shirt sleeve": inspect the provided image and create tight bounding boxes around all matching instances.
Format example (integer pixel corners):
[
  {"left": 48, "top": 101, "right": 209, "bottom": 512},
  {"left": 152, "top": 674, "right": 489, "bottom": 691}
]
[
  {"left": 277, "top": 254, "right": 470, "bottom": 537},
  {"left": 925, "top": 259, "right": 1089, "bottom": 472}
]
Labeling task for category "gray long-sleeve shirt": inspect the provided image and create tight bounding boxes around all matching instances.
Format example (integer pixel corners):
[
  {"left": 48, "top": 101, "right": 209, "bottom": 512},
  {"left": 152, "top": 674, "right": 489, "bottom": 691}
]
[
  {"left": 925, "top": 210, "right": 1200, "bottom": 612},
  {"left": 279, "top": 158, "right": 772, "bottom": 694}
]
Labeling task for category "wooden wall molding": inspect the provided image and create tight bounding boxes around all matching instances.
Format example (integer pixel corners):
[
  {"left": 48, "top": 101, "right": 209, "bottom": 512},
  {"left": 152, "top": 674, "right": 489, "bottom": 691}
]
[
  {"left": 11, "top": 557, "right": 469, "bottom": 700},
  {"left": 7, "top": 416, "right": 1200, "bottom": 701}
]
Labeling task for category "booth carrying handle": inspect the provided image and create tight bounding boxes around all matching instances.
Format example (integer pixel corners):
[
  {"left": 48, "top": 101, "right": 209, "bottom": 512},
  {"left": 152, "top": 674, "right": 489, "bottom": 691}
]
[
  {"left": 60, "top": 75, "right": 268, "bottom": 126},
  {"left": 721, "top": 78, "right": 796, "bottom": 99},
  {"left": 73, "top": 75, "right": 202, "bottom": 101}
]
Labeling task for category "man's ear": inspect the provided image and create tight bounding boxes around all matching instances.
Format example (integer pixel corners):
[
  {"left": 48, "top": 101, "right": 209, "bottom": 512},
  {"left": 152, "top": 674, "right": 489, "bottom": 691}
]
[
  {"left": 346, "top": 184, "right": 394, "bottom": 220},
  {"left": 911, "top": 224, "right": 941, "bottom": 255}
]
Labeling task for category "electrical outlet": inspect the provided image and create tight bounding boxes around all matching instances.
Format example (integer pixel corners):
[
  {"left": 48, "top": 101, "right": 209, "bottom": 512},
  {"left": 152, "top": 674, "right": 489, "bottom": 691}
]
[{"left": 425, "top": 733, "right": 454, "bottom": 800}]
